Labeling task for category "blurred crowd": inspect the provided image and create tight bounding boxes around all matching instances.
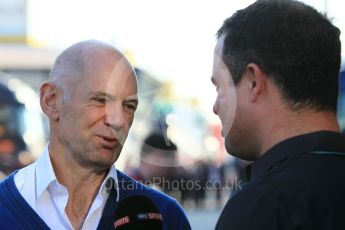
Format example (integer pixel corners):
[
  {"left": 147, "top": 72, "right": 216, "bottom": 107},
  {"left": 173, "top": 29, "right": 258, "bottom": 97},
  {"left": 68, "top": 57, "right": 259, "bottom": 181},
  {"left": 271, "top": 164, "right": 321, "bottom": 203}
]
[{"left": 124, "top": 131, "right": 245, "bottom": 210}]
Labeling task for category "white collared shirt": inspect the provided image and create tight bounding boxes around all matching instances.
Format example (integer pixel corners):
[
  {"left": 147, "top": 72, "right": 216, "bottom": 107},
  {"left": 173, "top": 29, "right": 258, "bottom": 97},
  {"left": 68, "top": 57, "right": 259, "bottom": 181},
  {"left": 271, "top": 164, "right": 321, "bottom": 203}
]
[{"left": 14, "top": 144, "right": 120, "bottom": 230}]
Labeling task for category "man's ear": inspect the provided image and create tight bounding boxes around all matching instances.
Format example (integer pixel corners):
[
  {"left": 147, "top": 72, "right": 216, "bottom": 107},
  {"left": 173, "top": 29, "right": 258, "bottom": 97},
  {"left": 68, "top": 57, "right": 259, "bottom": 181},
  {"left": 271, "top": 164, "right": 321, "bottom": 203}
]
[
  {"left": 246, "top": 63, "right": 268, "bottom": 102},
  {"left": 40, "top": 82, "right": 61, "bottom": 121}
]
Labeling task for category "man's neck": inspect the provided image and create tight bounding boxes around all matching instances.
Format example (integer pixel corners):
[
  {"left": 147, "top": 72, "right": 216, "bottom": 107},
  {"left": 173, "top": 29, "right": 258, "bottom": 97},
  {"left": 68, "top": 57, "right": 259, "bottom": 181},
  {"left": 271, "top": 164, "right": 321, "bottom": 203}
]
[
  {"left": 259, "top": 110, "right": 340, "bottom": 157},
  {"left": 48, "top": 144, "right": 109, "bottom": 230}
]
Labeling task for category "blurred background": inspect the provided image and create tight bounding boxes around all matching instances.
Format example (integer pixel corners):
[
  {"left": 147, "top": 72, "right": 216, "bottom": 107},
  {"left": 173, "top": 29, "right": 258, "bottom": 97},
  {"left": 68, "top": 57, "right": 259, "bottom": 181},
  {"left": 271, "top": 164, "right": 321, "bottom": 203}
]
[{"left": 0, "top": 0, "right": 344, "bottom": 229}]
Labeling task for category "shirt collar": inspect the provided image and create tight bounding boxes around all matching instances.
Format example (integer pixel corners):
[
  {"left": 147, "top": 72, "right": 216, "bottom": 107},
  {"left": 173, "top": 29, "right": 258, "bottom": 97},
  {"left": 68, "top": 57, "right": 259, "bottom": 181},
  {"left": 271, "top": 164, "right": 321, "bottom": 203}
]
[
  {"left": 251, "top": 131, "right": 345, "bottom": 180},
  {"left": 99, "top": 164, "right": 120, "bottom": 202},
  {"left": 35, "top": 143, "right": 120, "bottom": 202},
  {"left": 35, "top": 144, "right": 57, "bottom": 200}
]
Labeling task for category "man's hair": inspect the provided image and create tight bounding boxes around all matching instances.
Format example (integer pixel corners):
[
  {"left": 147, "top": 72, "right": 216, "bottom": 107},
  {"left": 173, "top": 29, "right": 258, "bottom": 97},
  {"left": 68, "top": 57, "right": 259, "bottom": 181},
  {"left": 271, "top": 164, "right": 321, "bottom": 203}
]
[
  {"left": 49, "top": 40, "right": 117, "bottom": 102},
  {"left": 217, "top": 0, "right": 341, "bottom": 112},
  {"left": 49, "top": 43, "right": 85, "bottom": 102}
]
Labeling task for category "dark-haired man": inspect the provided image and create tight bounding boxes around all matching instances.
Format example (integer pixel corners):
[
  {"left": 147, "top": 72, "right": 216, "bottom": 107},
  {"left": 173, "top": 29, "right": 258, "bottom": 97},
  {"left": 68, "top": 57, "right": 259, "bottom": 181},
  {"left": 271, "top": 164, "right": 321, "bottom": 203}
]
[
  {"left": 211, "top": 0, "right": 345, "bottom": 229},
  {"left": 127, "top": 132, "right": 191, "bottom": 200},
  {"left": 128, "top": 132, "right": 179, "bottom": 185}
]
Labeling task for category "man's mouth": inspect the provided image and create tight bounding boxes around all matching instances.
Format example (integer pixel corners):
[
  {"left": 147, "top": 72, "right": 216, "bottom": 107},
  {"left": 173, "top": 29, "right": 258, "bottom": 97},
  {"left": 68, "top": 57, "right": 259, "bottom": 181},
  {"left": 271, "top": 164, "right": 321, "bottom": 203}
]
[{"left": 97, "top": 135, "right": 119, "bottom": 149}]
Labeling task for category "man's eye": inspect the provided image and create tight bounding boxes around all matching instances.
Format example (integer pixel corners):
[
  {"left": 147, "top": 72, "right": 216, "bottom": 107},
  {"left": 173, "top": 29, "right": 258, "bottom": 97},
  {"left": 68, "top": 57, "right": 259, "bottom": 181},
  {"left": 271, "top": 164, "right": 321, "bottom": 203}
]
[
  {"left": 93, "top": 98, "right": 106, "bottom": 103},
  {"left": 124, "top": 103, "right": 137, "bottom": 113}
]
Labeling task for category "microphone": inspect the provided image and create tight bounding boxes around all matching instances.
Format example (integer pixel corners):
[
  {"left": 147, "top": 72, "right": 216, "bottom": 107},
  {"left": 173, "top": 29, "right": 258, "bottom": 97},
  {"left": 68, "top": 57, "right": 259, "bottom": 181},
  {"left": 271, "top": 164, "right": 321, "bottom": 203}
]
[{"left": 114, "top": 195, "right": 163, "bottom": 229}]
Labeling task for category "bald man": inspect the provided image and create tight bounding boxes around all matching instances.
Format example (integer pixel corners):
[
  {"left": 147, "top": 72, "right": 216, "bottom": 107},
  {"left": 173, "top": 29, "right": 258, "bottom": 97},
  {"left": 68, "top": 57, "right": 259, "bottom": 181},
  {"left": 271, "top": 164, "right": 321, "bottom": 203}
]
[{"left": 0, "top": 40, "right": 191, "bottom": 230}]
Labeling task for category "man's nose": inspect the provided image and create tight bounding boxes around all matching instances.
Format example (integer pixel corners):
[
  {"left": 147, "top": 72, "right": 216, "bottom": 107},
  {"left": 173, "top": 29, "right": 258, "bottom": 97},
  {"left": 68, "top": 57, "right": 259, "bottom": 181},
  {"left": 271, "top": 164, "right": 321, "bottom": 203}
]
[{"left": 104, "top": 106, "right": 125, "bottom": 130}]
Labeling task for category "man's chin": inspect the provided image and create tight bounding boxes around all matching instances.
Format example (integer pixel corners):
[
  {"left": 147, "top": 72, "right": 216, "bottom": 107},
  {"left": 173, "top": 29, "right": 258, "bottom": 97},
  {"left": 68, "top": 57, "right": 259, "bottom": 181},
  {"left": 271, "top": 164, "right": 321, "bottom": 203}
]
[
  {"left": 225, "top": 142, "right": 257, "bottom": 161},
  {"left": 224, "top": 138, "right": 234, "bottom": 155},
  {"left": 225, "top": 138, "right": 245, "bottom": 159},
  {"left": 91, "top": 157, "right": 118, "bottom": 170},
  {"left": 225, "top": 148, "right": 237, "bottom": 158},
  {"left": 90, "top": 149, "right": 121, "bottom": 167}
]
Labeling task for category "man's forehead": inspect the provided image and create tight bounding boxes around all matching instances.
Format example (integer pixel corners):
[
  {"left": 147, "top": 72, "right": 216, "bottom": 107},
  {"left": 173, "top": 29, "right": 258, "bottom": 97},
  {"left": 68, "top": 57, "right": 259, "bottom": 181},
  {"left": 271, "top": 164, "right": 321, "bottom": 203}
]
[
  {"left": 89, "top": 90, "right": 138, "bottom": 99},
  {"left": 215, "top": 35, "right": 225, "bottom": 55},
  {"left": 106, "top": 69, "right": 138, "bottom": 90},
  {"left": 83, "top": 49, "right": 137, "bottom": 84}
]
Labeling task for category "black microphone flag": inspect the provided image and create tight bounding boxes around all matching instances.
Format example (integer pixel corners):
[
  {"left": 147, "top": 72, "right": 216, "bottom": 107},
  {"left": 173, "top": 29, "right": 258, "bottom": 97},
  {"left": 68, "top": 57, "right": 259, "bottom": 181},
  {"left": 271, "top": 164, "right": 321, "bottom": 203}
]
[{"left": 114, "top": 195, "right": 163, "bottom": 229}]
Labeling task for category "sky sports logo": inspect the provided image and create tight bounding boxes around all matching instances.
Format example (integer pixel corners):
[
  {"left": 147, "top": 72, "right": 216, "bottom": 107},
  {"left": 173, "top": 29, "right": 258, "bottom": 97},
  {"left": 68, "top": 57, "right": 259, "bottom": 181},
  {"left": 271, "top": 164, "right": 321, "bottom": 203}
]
[
  {"left": 114, "top": 212, "right": 163, "bottom": 228},
  {"left": 136, "top": 212, "right": 163, "bottom": 221}
]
